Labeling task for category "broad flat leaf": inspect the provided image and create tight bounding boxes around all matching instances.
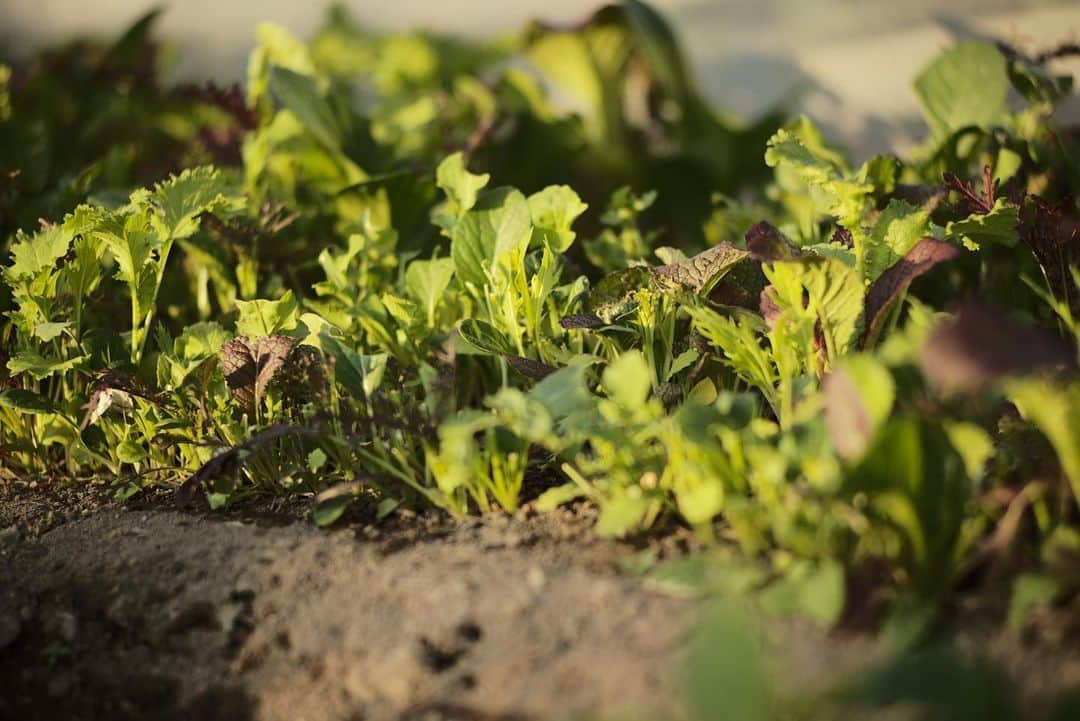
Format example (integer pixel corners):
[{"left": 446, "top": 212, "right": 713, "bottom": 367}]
[
  {"left": 0, "top": 389, "right": 56, "bottom": 415},
  {"left": 268, "top": 65, "right": 344, "bottom": 151},
  {"left": 920, "top": 303, "right": 1073, "bottom": 393},
  {"left": 220, "top": 335, "right": 297, "bottom": 412},
  {"left": 173, "top": 321, "right": 231, "bottom": 361},
  {"left": 1008, "top": 378, "right": 1080, "bottom": 504},
  {"left": 235, "top": 291, "right": 300, "bottom": 338},
  {"left": 33, "top": 322, "right": 70, "bottom": 342},
  {"left": 758, "top": 559, "right": 846, "bottom": 628},
  {"left": 7, "top": 351, "right": 87, "bottom": 380},
  {"left": 458, "top": 318, "right": 514, "bottom": 356},
  {"left": 946, "top": 198, "right": 1019, "bottom": 250},
  {"left": 528, "top": 185, "right": 588, "bottom": 253},
  {"left": 450, "top": 187, "right": 532, "bottom": 289},
  {"left": 863, "top": 237, "right": 959, "bottom": 348},
  {"left": 436, "top": 152, "right": 489, "bottom": 217},
  {"left": 602, "top": 349, "right": 651, "bottom": 411},
  {"left": 596, "top": 493, "right": 651, "bottom": 536},
  {"left": 914, "top": 42, "right": 1009, "bottom": 139},
  {"left": 319, "top": 332, "right": 387, "bottom": 399},
  {"left": 864, "top": 200, "right": 931, "bottom": 283},
  {"left": 405, "top": 257, "right": 455, "bottom": 326},
  {"left": 823, "top": 355, "right": 895, "bottom": 461},
  {"left": 745, "top": 221, "right": 805, "bottom": 262}
]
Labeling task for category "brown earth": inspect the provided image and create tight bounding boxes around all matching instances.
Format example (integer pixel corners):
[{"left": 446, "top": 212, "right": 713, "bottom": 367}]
[{"left": 0, "top": 482, "right": 1077, "bottom": 721}]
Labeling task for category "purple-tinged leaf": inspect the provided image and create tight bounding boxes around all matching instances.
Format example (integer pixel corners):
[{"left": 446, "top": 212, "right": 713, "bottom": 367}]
[
  {"left": 920, "top": 302, "right": 1074, "bottom": 393},
  {"left": 745, "top": 221, "right": 805, "bottom": 262},
  {"left": 863, "top": 237, "right": 959, "bottom": 348}
]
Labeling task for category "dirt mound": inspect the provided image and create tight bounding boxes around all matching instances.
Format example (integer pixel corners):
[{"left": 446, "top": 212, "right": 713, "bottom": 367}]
[{"left": 0, "top": 496, "right": 692, "bottom": 721}]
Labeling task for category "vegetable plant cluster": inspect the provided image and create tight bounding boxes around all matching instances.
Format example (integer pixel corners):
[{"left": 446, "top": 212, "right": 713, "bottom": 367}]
[{"left": 2, "top": 1, "right": 1079, "bottom": 637}]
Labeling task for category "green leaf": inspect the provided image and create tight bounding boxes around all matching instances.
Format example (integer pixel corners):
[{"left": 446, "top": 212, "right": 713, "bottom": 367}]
[
  {"left": 823, "top": 354, "right": 895, "bottom": 461},
  {"left": 33, "top": 321, "right": 71, "bottom": 342},
  {"left": 758, "top": 559, "right": 846, "bottom": 628},
  {"left": 312, "top": 484, "right": 359, "bottom": 527},
  {"left": 7, "top": 351, "right": 87, "bottom": 380},
  {"left": 320, "top": 332, "right": 388, "bottom": 399},
  {"left": 4, "top": 225, "right": 71, "bottom": 282},
  {"left": 0, "top": 388, "right": 56, "bottom": 415},
  {"left": 116, "top": 439, "right": 148, "bottom": 464},
  {"left": 1008, "top": 378, "right": 1080, "bottom": 504},
  {"left": 535, "top": 482, "right": 587, "bottom": 512},
  {"left": 151, "top": 166, "right": 234, "bottom": 240},
  {"left": 235, "top": 291, "right": 300, "bottom": 338},
  {"left": 602, "top": 350, "right": 652, "bottom": 410},
  {"left": 914, "top": 42, "right": 1009, "bottom": 139},
  {"left": 457, "top": 318, "right": 514, "bottom": 356},
  {"left": 945, "top": 198, "right": 1019, "bottom": 250},
  {"left": 596, "top": 493, "right": 651, "bottom": 536},
  {"left": 405, "top": 257, "right": 455, "bottom": 327},
  {"left": 436, "top": 152, "right": 489, "bottom": 217},
  {"left": 450, "top": 187, "right": 532, "bottom": 289},
  {"left": 865, "top": 200, "right": 931, "bottom": 283},
  {"left": 1008, "top": 573, "right": 1063, "bottom": 631},
  {"left": 268, "top": 65, "right": 344, "bottom": 152},
  {"left": 528, "top": 185, "right": 588, "bottom": 253}
]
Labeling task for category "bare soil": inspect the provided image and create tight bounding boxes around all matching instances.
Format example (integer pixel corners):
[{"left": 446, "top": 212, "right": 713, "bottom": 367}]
[{"left": 0, "top": 482, "right": 1077, "bottom": 721}]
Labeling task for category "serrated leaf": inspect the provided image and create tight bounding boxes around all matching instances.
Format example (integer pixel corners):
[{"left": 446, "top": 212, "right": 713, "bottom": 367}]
[
  {"left": 653, "top": 242, "right": 751, "bottom": 294},
  {"left": 865, "top": 200, "right": 932, "bottom": 283},
  {"left": 4, "top": 225, "right": 71, "bottom": 282},
  {"left": 220, "top": 335, "right": 297, "bottom": 412},
  {"left": 946, "top": 198, "right": 1019, "bottom": 250},
  {"left": 151, "top": 166, "right": 234, "bottom": 240},
  {"left": 7, "top": 351, "right": 87, "bottom": 380}
]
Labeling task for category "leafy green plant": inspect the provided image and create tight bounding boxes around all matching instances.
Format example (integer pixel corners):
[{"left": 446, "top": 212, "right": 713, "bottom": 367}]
[{"left": 2, "top": 0, "right": 1079, "bottom": 646}]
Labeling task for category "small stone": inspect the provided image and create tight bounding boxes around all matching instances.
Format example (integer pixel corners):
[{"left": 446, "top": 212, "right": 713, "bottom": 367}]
[{"left": 526, "top": 566, "right": 547, "bottom": 592}]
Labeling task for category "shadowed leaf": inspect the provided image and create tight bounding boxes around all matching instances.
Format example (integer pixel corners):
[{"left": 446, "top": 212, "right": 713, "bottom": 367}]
[
  {"left": 745, "top": 221, "right": 805, "bottom": 262},
  {"left": 220, "top": 335, "right": 297, "bottom": 412},
  {"left": 863, "top": 237, "right": 959, "bottom": 348},
  {"left": 920, "top": 302, "right": 1073, "bottom": 393}
]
